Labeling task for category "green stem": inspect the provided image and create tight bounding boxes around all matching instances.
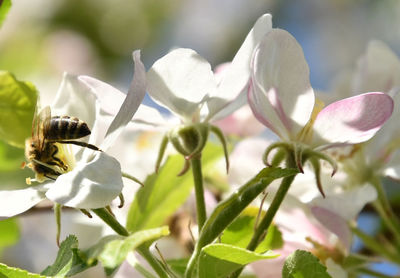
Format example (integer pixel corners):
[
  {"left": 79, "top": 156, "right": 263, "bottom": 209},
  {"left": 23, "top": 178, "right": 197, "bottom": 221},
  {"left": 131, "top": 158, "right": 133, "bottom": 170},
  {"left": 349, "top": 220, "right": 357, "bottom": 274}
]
[
  {"left": 54, "top": 203, "right": 62, "bottom": 247},
  {"left": 92, "top": 208, "right": 129, "bottom": 236},
  {"left": 350, "top": 225, "right": 400, "bottom": 264},
  {"left": 92, "top": 208, "right": 169, "bottom": 278},
  {"left": 370, "top": 176, "right": 400, "bottom": 245},
  {"left": 247, "top": 172, "right": 296, "bottom": 250},
  {"left": 134, "top": 261, "right": 158, "bottom": 278},
  {"left": 355, "top": 267, "right": 398, "bottom": 278},
  {"left": 231, "top": 158, "right": 297, "bottom": 278},
  {"left": 137, "top": 246, "right": 169, "bottom": 278},
  {"left": 191, "top": 155, "right": 207, "bottom": 232}
]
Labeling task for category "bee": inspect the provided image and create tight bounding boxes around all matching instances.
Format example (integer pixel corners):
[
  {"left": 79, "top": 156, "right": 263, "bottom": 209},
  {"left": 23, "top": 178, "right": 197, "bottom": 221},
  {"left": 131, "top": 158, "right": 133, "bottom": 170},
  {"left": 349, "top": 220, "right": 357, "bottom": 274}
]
[{"left": 25, "top": 106, "right": 100, "bottom": 182}]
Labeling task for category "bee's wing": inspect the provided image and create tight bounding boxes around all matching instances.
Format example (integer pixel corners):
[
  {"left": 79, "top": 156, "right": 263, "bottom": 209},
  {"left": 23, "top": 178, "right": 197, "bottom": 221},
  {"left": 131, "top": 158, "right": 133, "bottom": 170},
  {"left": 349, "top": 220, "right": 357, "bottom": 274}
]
[{"left": 37, "top": 106, "right": 51, "bottom": 152}]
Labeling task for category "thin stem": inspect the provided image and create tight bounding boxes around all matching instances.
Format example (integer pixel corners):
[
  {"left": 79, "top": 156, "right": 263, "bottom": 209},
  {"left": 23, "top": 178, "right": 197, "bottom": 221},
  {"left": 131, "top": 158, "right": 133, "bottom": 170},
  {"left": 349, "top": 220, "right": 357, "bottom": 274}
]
[
  {"left": 122, "top": 171, "right": 144, "bottom": 187},
  {"left": 134, "top": 262, "right": 158, "bottom": 278},
  {"left": 92, "top": 208, "right": 169, "bottom": 278},
  {"left": 247, "top": 172, "right": 296, "bottom": 251},
  {"left": 191, "top": 155, "right": 207, "bottom": 232},
  {"left": 350, "top": 225, "right": 400, "bottom": 264},
  {"left": 230, "top": 157, "right": 297, "bottom": 278},
  {"left": 370, "top": 176, "right": 400, "bottom": 243},
  {"left": 137, "top": 246, "right": 169, "bottom": 278},
  {"left": 92, "top": 208, "right": 129, "bottom": 236},
  {"left": 54, "top": 203, "right": 61, "bottom": 247},
  {"left": 355, "top": 267, "right": 398, "bottom": 278}
]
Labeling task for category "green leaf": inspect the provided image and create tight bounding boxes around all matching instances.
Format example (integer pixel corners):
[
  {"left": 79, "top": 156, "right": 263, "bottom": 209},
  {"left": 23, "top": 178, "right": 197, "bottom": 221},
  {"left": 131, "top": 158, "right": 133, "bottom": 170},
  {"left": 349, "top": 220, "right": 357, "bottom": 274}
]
[
  {"left": 198, "top": 243, "right": 278, "bottom": 278},
  {"left": 41, "top": 235, "right": 92, "bottom": 277},
  {"left": 282, "top": 250, "right": 332, "bottom": 278},
  {"left": 0, "top": 263, "right": 48, "bottom": 278},
  {"left": 0, "top": 71, "right": 38, "bottom": 148},
  {"left": 221, "top": 210, "right": 283, "bottom": 253},
  {"left": 0, "top": 218, "right": 19, "bottom": 255},
  {"left": 86, "top": 226, "right": 169, "bottom": 274},
  {"left": 0, "top": 0, "right": 11, "bottom": 27},
  {"left": 126, "top": 142, "right": 224, "bottom": 232}
]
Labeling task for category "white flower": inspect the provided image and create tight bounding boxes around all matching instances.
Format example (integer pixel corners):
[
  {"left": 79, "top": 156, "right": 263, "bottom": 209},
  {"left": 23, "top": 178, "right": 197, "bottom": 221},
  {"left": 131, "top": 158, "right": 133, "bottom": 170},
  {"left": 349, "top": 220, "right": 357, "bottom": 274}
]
[
  {"left": 248, "top": 29, "right": 394, "bottom": 149},
  {"left": 0, "top": 51, "right": 146, "bottom": 217},
  {"left": 146, "top": 14, "right": 273, "bottom": 125}
]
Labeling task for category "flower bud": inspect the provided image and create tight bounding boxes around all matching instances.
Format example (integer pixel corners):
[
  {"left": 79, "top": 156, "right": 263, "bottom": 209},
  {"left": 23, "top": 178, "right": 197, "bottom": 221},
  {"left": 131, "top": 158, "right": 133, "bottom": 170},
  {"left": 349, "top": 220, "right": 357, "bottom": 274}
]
[{"left": 168, "top": 123, "right": 210, "bottom": 158}]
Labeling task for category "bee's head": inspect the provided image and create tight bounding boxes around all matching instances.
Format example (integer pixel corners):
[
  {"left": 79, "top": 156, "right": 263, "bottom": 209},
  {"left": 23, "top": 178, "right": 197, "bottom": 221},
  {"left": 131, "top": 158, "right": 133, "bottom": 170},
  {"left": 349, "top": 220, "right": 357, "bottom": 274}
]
[{"left": 25, "top": 139, "right": 39, "bottom": 158}]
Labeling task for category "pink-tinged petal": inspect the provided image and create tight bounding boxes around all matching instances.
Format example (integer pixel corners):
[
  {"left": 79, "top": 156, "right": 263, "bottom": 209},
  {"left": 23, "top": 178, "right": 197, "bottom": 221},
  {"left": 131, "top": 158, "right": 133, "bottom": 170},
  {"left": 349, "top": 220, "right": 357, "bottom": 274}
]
[
  {"left": 46, "top": 152, "right": 123, "bottom": 209},
  {"left": 213, "top": 105, "right": 265, "bottom": 137},
  {"left": 147, "top": 48, "right": 217, "bottom": 121},
  {"left": 101, "top": 50, "right": 146, "bottom": 152},
  {"left": 248, "top": 84, "right": 287, "bottom": 139},
  {"left": 250, "top": 29, "right": 315, "bottom": 140},
  {"left": 312, "top": 92, "right": 393, "bottom": 146},
  {"left": 311, "top": 206, "right": 351, "bottom": 250},
  {"left": 353, "top": 40, "right": 400, "bottom": 93},
  {"left": 364, "top": 91, "right": 400, "bottom": 162},
  {"left": 0, "top": 186, "right": 46, "bottom": 217},
  {"left": 207, "top": 14, "right": 273, "bottom": 120}
]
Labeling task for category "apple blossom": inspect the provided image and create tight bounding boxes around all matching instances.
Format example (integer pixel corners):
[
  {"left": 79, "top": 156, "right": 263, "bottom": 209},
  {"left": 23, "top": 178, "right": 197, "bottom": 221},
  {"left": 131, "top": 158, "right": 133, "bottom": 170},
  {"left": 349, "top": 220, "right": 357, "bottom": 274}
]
[
  {"left": 0, "top": 51, "right": 146, "bottom": 217},
  {"left": 248, "top": 28, "right": 394, "bottom": 196},
  {"left": 249, "top": 29, "right": 393, "bottom": 149},
  {"left": 145, "top": 14, "right": 273, "bottom": 172}
]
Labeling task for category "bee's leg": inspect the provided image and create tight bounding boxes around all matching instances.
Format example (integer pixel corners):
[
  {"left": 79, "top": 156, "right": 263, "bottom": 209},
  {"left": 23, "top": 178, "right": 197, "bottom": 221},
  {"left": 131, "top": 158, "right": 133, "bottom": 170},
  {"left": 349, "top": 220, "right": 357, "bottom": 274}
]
[
  {"left": 32, "top": 159, "right": 63, "bottom": 176},
  {"left": 44, "top": 174, "right": 57, "bottom": 181},
  {"left": 50, "top": 144, "right": 68, "bottom": 171},
  {"left": 58, "top": 140, "right": 102, "bottom": 151}
]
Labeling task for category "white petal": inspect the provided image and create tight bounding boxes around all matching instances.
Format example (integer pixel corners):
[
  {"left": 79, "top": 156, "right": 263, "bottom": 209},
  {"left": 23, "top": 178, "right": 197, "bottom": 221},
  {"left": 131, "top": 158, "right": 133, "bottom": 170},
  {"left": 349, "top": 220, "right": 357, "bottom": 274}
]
[
  {"left": 147, "top": 48, "right": 217, "bottom": 121},
  {"left": 383, "top": 151, "right": 400, "bottom": 180},
  {"left": 326, "top": 259, "right": 348, "bottom": 278},
  {"left": 79, "top": 74, "right": 166, "bottom": 127},
  {"left": 45, "top": 152, "right": 123, "bottom": 209},
  {"left": 311, "top": 184, "right": 377, "bottom": 221},
  {"left": 353, "top": 40, "right": 400, "bottom": 93},
  {"left": 250, "top": 29, "right": 315, "bottom": 140},
  {"left": 52, "top": 73, "right": 97, "bottom": 128},
  {"left": 0, "top": 186, "right": 46, "bottom": 217},
  {"left": 101, "top": 50, "right": 146, "bottom": 151},
  {"left": 207, "top": 14, "right": 273, "bottom": 120},
  {"left": 78, "top": 75, "right": 126, "bottom": 116}
]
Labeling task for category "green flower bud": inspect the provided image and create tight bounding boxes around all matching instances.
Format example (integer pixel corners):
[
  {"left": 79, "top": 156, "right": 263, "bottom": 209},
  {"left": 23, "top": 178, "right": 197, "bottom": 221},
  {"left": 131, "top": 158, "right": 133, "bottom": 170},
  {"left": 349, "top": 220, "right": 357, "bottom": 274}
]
[{"left": 168, "top": 123, "right": 210, "bottom": 158}]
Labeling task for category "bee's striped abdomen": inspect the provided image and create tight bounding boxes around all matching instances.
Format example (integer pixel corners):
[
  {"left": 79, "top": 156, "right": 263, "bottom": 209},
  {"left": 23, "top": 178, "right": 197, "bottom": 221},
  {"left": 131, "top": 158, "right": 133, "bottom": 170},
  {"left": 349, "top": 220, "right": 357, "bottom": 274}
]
[{"left": 47, "top": 116, "right": 91, "bottom": 140}]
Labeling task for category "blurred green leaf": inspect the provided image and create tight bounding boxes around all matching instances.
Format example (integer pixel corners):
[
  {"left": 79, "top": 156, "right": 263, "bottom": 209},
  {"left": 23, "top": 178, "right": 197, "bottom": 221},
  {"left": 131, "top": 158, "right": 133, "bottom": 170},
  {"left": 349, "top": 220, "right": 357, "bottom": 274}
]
[
  {"left": 198, "top": 243, "right": 278, "bottom": 278},
  {"left": 41, "top": 235, "right": 92, "bottom": 277},
  {"left": 87, "top": 226, "right": 169, "bottom": 274},
  {"left": 0, "top": 263, "right": 48, "bottom": 278},
  {"left": 282, "top": 250, "right": 331, "bottom": 278},
  {"left": 126, "top": 142, "right": 224, "bottom": 232},
  {"left": 0, "top": 140, "right": 25, "bottom": 172},
  {"left": 221, "top": 210, "right": 283, "bottom": 253},
  {"left": 0, "top": 0, "right": 11, "bottom": 27},
  {"left": 0, "top": 71, "right": 38, "bottom": 148},
  {"left": 0, "top": 218, "right": 19, "bottom": 255}
]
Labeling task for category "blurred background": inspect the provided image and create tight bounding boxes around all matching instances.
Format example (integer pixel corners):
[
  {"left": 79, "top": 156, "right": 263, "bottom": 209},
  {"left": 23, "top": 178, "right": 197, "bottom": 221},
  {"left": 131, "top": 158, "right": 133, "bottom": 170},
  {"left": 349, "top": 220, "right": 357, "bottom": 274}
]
[{"left": 1, "top": 0, "right": 400, "bottom": 277}]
